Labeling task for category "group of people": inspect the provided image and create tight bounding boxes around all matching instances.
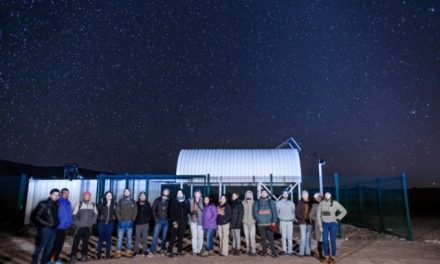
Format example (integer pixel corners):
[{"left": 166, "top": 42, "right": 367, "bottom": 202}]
[{"left": 31, "top": 187, "right": 347, "bottom": 264}]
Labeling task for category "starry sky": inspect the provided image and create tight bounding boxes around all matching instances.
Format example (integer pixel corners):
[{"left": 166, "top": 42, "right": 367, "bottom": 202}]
[{"left": 0, "top": 1, "right": 439, "bottom": 187}]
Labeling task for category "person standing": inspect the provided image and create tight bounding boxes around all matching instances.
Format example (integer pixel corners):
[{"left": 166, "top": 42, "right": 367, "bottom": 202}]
[
  {"left": 97, "top": 191, "right": 116, "bottom": 260},
  {"left": 134, "top": 191, "right": 152, "bottom": 256},
  {"left": 295, "top": 190, "right": 313, "bottom": 257},
  {"left": 115, "top": 188, "right": 138, "bottom": 258},
  {"left": 150, "top": 188, "right": 171, "bottom": 255},
  {"left": 188, "top": 189, "right": 204, "bottom": 256},
  {"left": 217, "top": 195, "right": 232, "bottom": 256},
  {"left": 51, "top": 188, "right": 73, "bottom": 263},
  {"left": 276, "top": 190, "right": 295, "bottom": 256},
  {"left": 242, "top": 190, "right": 257, "bottom": 256},
  {"left": 71, "top": 191, "right": 98, "bottom": 263},
  {"left": 230, "top": 192, "right": 243, "bottom": 256},
  {"left": 201, "top": 196, "right": 217, "bottom": 256},
  {"left": 310, "top": 193, "right": 324, "bottom": 260},
  {"left": 317, "top": 192, "right": 347, "bottom": 264},
  {"left": 32, "top": 188, "right": 60, "bottom": 264},
  {"left": 168, "top": 190, "right": 190, "bottom": 257},
  {"left": 253, "top": 189, "right": 277, "bottom": 258}
]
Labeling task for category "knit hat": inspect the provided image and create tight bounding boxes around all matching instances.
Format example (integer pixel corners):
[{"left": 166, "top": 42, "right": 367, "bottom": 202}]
[
  {"left": 83, "top": 191, "right": 91, "bottom": 197},
  {"left": 314, "top": 193, "right": 322, "bottom": 199}
]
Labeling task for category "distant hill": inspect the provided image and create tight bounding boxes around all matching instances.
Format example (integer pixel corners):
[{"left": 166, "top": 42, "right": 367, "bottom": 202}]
[{"left": 0, "top": 159, "right": 111, "bottom": 179}]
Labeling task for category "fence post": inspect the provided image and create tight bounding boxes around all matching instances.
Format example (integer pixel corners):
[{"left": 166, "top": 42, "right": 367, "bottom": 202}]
[
  {"left": 377, "top": 177, "right": 385, "bottom": 233},
  {"left": 401, "top": 172, "right": 413, "bottom": 240},
  {"left": 207, "top": 174, "right": 211, "bottom": 196},
  {"left": 334, "top": 173, "right": 341, "bottom": 238},
  {"left": 358, "top": 180, "right": 364, "bottom": 226},
  {"left": 16, "top": 174, "right": 28, "bottom": 232},
  {"left": 270, "top": 174, "right": 274, "bottom": 195}
]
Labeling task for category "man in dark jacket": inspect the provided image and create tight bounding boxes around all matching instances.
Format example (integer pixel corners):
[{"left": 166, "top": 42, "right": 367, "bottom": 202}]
[
  {"left": 167, "top": 189, "right": 190, "bottom": 257},
  {"left": 230, "top": 193, "right": 244, "bottom": 255},
  {"left": 134, "top": 191, "right": 152, "bottom": 256},
  {"left": 217, "top": 195, "right": 232, "bottom": 256},
  {"left": 253, "top": 189, "right": 278, "bottom": 258},
  {"left": 150, "top": 188, "right": 171, "bottom": 255},
  {"left": 51, "top": 188, "right": 73, "bottom": 263},
  {"left": 295, "top": 190, "right": 312, "bottom": 257},
  {"left": 32, "top": 188, "right": 60, "bottom": 264},
  {"left": 116, "top": 188, "right": 138, "bottom": 258}
]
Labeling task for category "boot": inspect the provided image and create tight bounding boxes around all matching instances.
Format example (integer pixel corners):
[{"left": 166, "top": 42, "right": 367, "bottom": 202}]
[
  {"left": 323, "top": 256, "right": 331, "bottom": 264},
  {"left": 126, "top": 250, "right": 134, "bottom": 258},
  {"left": 231, "top": 248, "right": 236, "bottom": 255},
  {"left": 236, "top": 248, "right": 241, "bottom": 256},
  {"left": 317, "top": 241, "right": 324, "bottom": 260},
  {"left": 115, "top": 250, "right": 122, "bottom": 259},
  {"left": 330, "top": 257, "right": 337, "bottom": 264}
]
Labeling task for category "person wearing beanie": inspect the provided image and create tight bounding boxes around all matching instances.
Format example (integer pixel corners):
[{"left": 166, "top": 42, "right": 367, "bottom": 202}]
[
  {"left": 32, "top": 188, "right": 60, "bottom": 264},
  {"left": 242, "top": 190, "right": 257, "bottom": 256},
  {"left": 115, "top": 188, "right": 137, "bottom": 258},
  {"left": 310, "top": 193, "right": 324, "bottom": 260},
  {"left": 276, "top": 190, "right": 296, "bottom": 256},
  {"left": 71, "top": 191, "right": 98, "bottom": 263},
  {"left": 253, "top": 189, "right": 277, "bottom": 258},
  {"left": 317, "top": 192, "right": 347, "bottom": 264},
  {"left": 167, "top": 189, "right": 190, "bottom": 257}
]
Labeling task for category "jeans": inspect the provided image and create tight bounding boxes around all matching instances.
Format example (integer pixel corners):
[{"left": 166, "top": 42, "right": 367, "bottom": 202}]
[
  {"left": 32, "top": 226, "right": 56, "bottom": 264},
  {"left": 231, "top": 228, "right": 241, "bottom": 249},
  {"left": 97, "top": 222, "right": 114, "bottom": 258},
  {"left": 205, "top": 228, "right": 216, "bottom": 252},
  {"left": 243, "top": 223, "right": 256, "bottom": 254},
  {"left": 299, "top": 224, "right": 313, "bottom": 256},
  {"left": 52, "top": 229, "right": 67, "bottom": 261},
  {"left": 323, "top": 222, "right": 338, "bottom": 257},
  {"left": 258, "top": 225, "right": 275, "bottom": 255},
  {"left": 217, "top": 223, "right": 230, "bottom": 255},
  {"left": 280, "top": 221, "right": 293, "bottom": 254},
  {"left": 190, "top": 222, "right": 204, "bottom": 253},
  {"left": 150, "top": 219, "right": 169, "bottom": 253},
  {"left": 117, "top": 220, "right": 134, "bottom": 251},
  {"left": 71, "top": 227, "right": 91, "bottom": 259},
  {"left": 134, "top": 224, "right": 149, "bottom": 253}
]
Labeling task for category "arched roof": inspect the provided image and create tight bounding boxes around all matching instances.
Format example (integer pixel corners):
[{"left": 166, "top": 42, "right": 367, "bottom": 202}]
[{"left": 176, "top": 149, "right": 301, "bottom": 178}]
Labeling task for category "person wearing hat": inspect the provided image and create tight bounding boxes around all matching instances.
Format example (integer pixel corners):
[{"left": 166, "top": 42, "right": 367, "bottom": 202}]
[
  {"left": 31, "top": 188, "right": 60, "bottom": 264},
  {"left": 276, "top": 190, "right": 296, "bottom": 256},
  {"left": 71, "top": 191, "right": 98, "bottom": 263},
  {"left": 317, "top": 192, "right": 347, "bottom": 264},
  {"left": 310, "top": 193, "right": 323, "bottom": 260}
]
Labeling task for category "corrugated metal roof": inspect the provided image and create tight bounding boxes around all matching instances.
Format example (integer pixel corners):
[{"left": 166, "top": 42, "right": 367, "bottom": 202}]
[{"left": 176, "top": 149, "right": 301, "bottom": 178}]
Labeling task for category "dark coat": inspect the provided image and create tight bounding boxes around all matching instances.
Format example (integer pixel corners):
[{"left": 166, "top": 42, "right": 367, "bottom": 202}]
[
  {"left": 34, "top": 198, "right": 59, "bottom": 228},
  {"left": 217, "top": 203, "right": 232, "bottom": 225},
  {"left": 152, "top": 196, "right": 170, "bottom": 220},
  {"left": 136, "top": 201, "right": 153, "bottom": 225},
  {"left": 295, "top": 199, "right": 312, "bottom": 225},
  {"left": 230, "top": 199, "right": 244, "bottom": 229},
  {"left": 97, "top": 202, "right": 116, "bottom": 224},
  {"left": 169, "top": 198, "right": 190, "bottom": 224}
]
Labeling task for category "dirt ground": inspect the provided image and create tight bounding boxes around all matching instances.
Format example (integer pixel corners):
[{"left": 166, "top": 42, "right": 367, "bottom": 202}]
[{"left": 1, "top": 217, "right": 439, "bottom": 264}]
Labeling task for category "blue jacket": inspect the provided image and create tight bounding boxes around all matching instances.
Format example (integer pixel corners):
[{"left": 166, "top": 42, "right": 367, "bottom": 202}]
[{"left": 57, "top": 197, "right": 73, "bottom": 230}]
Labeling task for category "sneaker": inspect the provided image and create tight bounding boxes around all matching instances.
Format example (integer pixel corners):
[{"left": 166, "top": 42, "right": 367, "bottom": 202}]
[
  {"left": 281, "top": 251, "right": 287, "bottom": 256},
  {"left": 81, "top": 256, "right": 88, "bottom": 262},
  {"left": 177, "top": 252, "right": 185, "bottom": 256},
  {"left": 271, "top": 253, "right": 278, "bottom": 258},
  {"left": 143, "top": 251, "right": 149, "bottom": 256},
  {"left": 168, "top": 252, "right": 174, "bottom": 258},
  {"left": 251, "top": 252, "right": 257, "bottom": 257},
  {"left": 160, "top": 250, "right": 165, "bottom": 256}
]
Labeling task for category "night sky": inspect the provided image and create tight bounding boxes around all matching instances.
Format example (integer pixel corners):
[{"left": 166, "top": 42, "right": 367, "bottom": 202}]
[{"left": 1, "top": 1, "right": 439, "bottom": 187}]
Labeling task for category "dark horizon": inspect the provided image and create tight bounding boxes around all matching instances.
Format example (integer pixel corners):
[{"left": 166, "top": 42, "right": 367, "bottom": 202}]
[{"left": 1, "top": 1, "right": 439, "bottom": 188}]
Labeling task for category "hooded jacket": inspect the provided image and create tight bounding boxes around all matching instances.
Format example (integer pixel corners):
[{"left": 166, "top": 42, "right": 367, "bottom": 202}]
[
  {"left": 230, "top": 199, "right": 244, "bottom": 229},
  {"left": 73, "top": 200, "right": 98, "bottom": 228},
  {"left": 242, "top": 191, "right": 256, "bottom": 225},
  {"left": 202, "top": 204, "right": 218, "bottom": 230},
  {"left": 116, "top": 197, "right": 137, "bottom": 222},
  {"left": 136, "top": 201, "right": 153, "bottom": 225}
]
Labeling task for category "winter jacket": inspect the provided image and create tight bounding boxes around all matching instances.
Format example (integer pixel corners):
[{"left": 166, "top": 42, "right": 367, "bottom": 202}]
[
  {"left": 230, "top": 199, "right": 244, "bottom": 229},
  {"left": 57, "top": 197, "right": 73, "bottom": 230},
  {"left": 276, "top": 199, "right": 296, "bottom": 221},
  {"left": 317, "top": 199, "right": 347, "bottom": 228},
  {"left": 253, "top": 197, "right": 277, "bottom": 226},
  {"left": 97, "top": 201, "right": 116, "bottom": 224},
  {"left": 170, "top": 198, "right": 190, "bottom": 224},
  {"left": 242, "top": 191, "right": 256, "bottom": 225},
  {"left": 151, "top": 196, "right": 170, "bottom": 221},
  {"left": 295, "top": 199, "right": 312, "bottom": 225},
  {"left": 73, "top": 201, "right": 98, "bottom": 228},
  {"left": 116, "top": 197, "right": 137, "bottom": 222},
  {"left": 188, "top": 197, "right": 204, "bottom": 225},
  {"left": 202, "top": 204, "right": 218, "bottom": 230},
  {"left": 34, "top": 198, "right": 59, "bottom": 229},
  {"left": 310, "top": 202, "right": 322, "bottom": 241},
  {"left": 216, "top": 203, "right": 232, "bottom": 225},
  {"left": 135, "top": 201, "right": 153, "bottom": 225}
]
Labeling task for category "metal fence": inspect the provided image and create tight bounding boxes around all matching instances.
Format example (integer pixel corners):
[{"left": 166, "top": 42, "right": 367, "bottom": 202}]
[{"left": 337, "top": 173, "right": 413, "bottom": 240}]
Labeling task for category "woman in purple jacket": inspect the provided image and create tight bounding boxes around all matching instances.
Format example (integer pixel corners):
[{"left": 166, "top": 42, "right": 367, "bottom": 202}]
[{"left": 201, "top": 196, "right": 217, "bottom": 256}]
